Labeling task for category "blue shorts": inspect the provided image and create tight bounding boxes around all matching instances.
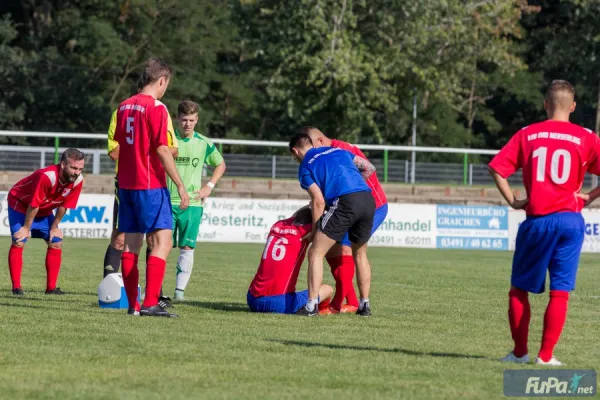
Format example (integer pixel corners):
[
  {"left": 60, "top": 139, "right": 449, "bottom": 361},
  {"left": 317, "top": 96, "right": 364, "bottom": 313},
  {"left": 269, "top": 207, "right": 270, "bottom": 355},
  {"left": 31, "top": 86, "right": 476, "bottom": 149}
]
[
  {"left": 8, "top": 208, "right": 62, "bottom": 243},
  {"left": 246, "top": 290, "right": 309, "bottom": 314},
  {"left": 340, "top": 203, "right": 388, "bottom": 246},
  {"left": 512, "top": 212, "right": 584, "bottom": 294},
  {"left": 117, "top": 188, "right": 172, "bottom": 234}
]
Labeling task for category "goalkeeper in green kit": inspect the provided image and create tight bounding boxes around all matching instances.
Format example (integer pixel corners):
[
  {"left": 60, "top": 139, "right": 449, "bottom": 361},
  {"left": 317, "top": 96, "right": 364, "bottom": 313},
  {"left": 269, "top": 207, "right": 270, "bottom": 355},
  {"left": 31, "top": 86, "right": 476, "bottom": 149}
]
[{"left": 168, "top": 100, "right": 226, "bottom": 301}]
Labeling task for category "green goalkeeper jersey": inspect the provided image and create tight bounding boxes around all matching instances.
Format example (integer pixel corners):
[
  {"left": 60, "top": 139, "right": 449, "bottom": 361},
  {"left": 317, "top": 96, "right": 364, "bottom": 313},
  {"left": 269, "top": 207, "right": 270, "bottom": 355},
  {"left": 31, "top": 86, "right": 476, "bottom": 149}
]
[{"left": 168, "top": 130, "right": 224, "bottom": 207}]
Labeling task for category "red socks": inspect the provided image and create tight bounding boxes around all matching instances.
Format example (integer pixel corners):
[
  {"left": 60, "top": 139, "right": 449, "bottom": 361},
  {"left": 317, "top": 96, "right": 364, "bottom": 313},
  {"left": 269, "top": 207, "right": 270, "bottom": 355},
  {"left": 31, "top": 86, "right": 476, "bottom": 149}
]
[
  {"left": 8, "top": 245, "right": 24, "bottom": 290},
  {"left": 143, "top": 256, "right": 166, "bottom": 308},
  {"left": 538, "top": 290, "right": 569, "bottom": 362},
  {"left": 121, "top": 252, "right": 140, "bottom": 310},
  {"left": 508, "top": 288, "right": 569, "bottom": 361},
  {"left": 9, "top": 246, "right": 62, "bottom": 291},
  {"left": 327, "top": 256, "right": 359, "bottom": 311},
  {"left": 45, "top": 247, "right": 62, "bottom": 291},
  {"left": 508, "top": 288, "right": 530, "bottom": 358}
]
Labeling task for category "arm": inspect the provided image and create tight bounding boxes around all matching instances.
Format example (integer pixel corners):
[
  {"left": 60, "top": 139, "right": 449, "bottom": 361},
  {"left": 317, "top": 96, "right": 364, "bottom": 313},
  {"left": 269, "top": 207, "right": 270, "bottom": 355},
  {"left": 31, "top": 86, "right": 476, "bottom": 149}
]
[
  {"left": 48, "top": 207, "right": 67, "bottom": 242},
  {"left": 108, "top": 146, "right": 119, "bottom": 161},
  {"left": 13, "top": 206, "right": 40, "bottom": 242},
  {"left": 194, "top": 161, "right": 227, "bottom": 201},
  {"left": 488, "top": 166, "right": 528, "bottom": 210},
  {"left": 51, "top": 207, "right": 67, "bottom": 228},
  {"left": 157, "top": 145, "right": 189, "bottom": 210},
  {"left": 304, "top": 183, "right": 326, "bottom": 242},
  {"left": 107, "top": 110, "right": 119, "bottom": 161},
  {"left": 577, "top": 136, "right": 600, "bottom": 206},
  {"left": 167, "top": 114, "right": 178, "bottom": 158},
  {"left": 353, "top": 155, "right": 376, "bottom": 180}
]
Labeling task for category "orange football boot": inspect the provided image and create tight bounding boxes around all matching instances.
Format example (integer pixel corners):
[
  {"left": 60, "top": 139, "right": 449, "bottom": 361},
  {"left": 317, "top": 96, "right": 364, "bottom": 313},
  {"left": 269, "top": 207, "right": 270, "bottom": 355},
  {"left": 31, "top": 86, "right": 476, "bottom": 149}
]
[{"left": 340, "top": 304, "right": 358, "bottom": 313}]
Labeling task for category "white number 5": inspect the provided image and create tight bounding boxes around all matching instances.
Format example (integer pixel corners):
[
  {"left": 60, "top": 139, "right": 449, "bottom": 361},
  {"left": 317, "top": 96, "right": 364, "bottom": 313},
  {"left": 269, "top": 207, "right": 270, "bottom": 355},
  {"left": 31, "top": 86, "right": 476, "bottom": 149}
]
[
  {"left": 532, "top": 146, "right": 571, "bottom": 184},
  {"left": 126, "top": 117, "right": 134, "bottom": 145}
]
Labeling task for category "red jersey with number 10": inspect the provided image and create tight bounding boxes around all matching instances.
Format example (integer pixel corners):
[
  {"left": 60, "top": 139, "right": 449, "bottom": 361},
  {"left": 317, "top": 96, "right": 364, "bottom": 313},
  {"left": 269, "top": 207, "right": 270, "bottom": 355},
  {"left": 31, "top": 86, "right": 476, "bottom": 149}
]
[
  {"left": 489, "top": 120, "right": 600, "bottom": 216},
  {"left": 331, "top": 139, "right": 387, "bottom": 208},
  {"left": 248, "top": 217, "right": 311, "bottom": 298},
  {"left": 114, "top": 94, "right": 170, "bottom": 190}
]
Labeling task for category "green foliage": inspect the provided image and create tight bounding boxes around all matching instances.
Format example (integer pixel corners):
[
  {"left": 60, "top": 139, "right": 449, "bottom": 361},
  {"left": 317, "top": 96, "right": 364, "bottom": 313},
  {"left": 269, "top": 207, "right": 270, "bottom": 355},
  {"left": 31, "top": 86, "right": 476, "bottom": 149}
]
[{"left": 0, "top": 0, "right": 598, "bottom": 155}]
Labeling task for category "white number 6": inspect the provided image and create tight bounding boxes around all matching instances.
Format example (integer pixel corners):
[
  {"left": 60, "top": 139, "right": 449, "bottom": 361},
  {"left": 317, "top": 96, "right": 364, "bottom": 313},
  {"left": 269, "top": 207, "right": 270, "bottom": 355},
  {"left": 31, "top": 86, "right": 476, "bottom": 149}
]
[
  {"left": 262, "top": 236, "right": 288, "bottom": 261},
  {"left": 126, "top": 117, "right": 134, "bottom": 145}
]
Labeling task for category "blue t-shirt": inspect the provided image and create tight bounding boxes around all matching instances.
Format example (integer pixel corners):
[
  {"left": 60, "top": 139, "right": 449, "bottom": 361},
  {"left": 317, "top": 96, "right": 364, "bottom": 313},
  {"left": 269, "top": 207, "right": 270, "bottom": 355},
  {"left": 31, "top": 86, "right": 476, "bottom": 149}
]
[{"left": 298, "top": 147, "right": 371, "bottom": 205}]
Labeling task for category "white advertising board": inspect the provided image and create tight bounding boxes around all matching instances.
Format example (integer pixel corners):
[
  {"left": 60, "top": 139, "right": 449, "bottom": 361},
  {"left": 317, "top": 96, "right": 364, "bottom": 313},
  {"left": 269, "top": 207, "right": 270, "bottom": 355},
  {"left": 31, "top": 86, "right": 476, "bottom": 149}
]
[{"left": 3, "top": 191, "right": 600, "bottom": 253}]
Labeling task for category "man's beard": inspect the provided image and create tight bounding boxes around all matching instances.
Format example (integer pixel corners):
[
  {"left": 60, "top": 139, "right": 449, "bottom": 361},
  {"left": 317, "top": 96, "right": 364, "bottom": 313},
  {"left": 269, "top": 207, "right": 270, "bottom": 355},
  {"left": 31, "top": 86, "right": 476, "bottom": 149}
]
[{"left": 62, "top": 170, "right": 78, "bottom": 183}]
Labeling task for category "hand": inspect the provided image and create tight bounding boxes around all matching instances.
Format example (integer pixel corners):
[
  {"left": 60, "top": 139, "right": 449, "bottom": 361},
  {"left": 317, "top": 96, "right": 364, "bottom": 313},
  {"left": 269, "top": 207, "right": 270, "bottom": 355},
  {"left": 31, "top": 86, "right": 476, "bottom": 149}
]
[
  {"left": 575, "top": 192, "right": 593, "bottom": 206},
  {"left": 13, "top": 227, "right": 30, "bottom": 243},
  {"left": 510, "top": 198, "right": 528, "bottom": 210},
  {"left": 193, "top": 185, "right": 213, "bottom": 202},
  {"left": 49, "top": 227, "right": 63, "bottom": 242},
  {"left": 302, "top": 230, "right": 316, "bottom": 243},
  {"left": 178, "top": 185, "right": 190, "bottom": 210}
]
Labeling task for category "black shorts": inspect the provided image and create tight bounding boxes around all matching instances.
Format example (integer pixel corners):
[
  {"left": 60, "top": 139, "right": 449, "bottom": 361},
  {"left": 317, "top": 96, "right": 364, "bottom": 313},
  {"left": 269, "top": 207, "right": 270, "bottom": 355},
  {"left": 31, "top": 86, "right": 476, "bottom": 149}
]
[
  {"left": 319, "top": 191, "right": 375, "bottom": 245},
  {"left": 112, "top": 177, "right": 119, "bottom": 230}
]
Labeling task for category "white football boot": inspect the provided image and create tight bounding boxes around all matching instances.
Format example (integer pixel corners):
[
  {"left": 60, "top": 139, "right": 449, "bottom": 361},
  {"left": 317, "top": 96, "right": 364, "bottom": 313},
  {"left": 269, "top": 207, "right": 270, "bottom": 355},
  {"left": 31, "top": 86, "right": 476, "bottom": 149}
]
[
  {"left": 500, "top": 352, "right": 530, "bottom": 364},
  {"left": 535, "top": 357, "right": 564, "bottom": 366}
]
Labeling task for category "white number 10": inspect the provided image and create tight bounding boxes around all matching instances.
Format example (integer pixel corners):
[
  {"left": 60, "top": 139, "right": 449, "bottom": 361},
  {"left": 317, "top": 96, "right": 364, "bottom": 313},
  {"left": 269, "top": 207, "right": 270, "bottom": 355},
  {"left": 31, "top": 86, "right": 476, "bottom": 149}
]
[
  {"left": 532, "top": 146, "right": 571, "bottom": 184},
  {"left": 126, "top": 117, "right": 134, "bottom": 145},
  {"left": 262, "top": 236, "right": 288, "bottom": 261}
]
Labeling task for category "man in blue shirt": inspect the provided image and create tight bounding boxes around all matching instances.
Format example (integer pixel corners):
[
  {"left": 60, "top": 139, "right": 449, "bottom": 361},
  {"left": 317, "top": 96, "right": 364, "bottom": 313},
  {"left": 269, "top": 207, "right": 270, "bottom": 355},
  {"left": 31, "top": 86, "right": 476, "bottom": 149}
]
[{"left": 289, "top": 132, "right": 376, "bottom": 316}]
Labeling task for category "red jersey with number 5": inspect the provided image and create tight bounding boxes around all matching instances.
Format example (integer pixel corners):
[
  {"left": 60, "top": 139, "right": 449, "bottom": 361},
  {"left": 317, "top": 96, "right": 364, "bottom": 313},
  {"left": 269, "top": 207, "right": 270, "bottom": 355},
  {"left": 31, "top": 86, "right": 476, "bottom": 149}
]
[
  {"left": 248, "top": 217, "right": 311, "bottom": 297},
  {"left": 114, "top": 94, "right": 170, "bottom": 190},
  {"left": 489, "top": 120, "right": 600, "bottom": 216}
]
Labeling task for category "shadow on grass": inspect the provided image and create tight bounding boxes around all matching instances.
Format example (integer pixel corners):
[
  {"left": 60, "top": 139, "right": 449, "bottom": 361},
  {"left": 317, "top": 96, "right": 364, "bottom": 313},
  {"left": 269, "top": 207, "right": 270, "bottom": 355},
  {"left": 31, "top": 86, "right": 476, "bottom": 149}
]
[
  {"left": 185, "top": 300, "right": 249, "bottom": 313},
  {"left": 269, "top": 339, "right": 486, "bottom": 360},
  {"left": 0, "top": 294, "right": 72, "bottom": 303},
  {"left": 0, "top": 301, "right": 44, "bottom": 309}
]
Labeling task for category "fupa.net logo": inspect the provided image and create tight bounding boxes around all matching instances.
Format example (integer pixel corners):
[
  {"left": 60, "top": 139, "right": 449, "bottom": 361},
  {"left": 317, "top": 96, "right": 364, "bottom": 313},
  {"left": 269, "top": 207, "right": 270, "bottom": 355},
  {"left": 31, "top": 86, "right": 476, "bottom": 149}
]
[
  {"left": 526, "top": 373, "right": 593, "bottom": 395},
  {"left": 504, "top": 369, "right": 596, "bottom": 397}
]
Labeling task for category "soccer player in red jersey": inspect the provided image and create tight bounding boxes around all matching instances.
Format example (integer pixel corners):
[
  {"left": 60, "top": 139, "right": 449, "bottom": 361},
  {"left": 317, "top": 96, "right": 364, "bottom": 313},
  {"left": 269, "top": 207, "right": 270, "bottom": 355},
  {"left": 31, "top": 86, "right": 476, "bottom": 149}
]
[
  {"left": 489, "top": 80, "right": 600, "bottom": 366},
  {"left": 113, "top": 58, "right": 189, "bottom": 317},
  {"left": 7, "top": 148, "right": 85, "bottom": 295},
  {"left": 248, "top": 207, "right": 333, "bottom": 314},
  {"left": 304, "top": 127, "right": 388, "bottom": 315}
]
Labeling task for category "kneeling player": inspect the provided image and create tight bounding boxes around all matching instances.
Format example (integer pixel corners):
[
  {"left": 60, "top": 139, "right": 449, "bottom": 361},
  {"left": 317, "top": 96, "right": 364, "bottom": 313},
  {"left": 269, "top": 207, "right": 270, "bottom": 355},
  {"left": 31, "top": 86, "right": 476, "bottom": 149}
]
[{"left": 247, "top": 207, "right": 333, "bottom": 314}]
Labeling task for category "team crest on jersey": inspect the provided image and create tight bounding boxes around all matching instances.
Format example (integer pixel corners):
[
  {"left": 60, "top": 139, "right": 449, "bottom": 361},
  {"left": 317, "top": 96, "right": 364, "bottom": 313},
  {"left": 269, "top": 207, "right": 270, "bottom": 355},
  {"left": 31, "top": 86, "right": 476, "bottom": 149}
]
[
  {"left": 62, "top": 188, "right": 71, "bottom": 197},
  {"left": 192, "top": 158, "right": 200, "bottom": 167}
]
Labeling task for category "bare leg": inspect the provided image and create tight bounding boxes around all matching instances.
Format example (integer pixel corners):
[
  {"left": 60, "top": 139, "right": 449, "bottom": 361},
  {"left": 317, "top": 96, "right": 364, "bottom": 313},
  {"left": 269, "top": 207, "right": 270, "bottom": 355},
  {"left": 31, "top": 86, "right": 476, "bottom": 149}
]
[
  {"left": 351, "top": 241, "right": 371, "bottom": 300},
  {"left": 307, "top": 231, "right": 336, "bottom": 308}
]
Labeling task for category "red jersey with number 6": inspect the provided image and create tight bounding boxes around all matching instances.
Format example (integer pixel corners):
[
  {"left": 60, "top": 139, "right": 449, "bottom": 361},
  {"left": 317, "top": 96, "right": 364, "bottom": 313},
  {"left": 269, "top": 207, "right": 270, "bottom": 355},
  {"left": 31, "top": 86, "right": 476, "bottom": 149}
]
[
  {"left": 248, "top": 217, "right": 311, "bottom": 297},
  {"left": 489, "top": 120, "right": 600, "bottom": 216},
  {"left": 114, "top": 94, "right": 170, "bottom": 190}
]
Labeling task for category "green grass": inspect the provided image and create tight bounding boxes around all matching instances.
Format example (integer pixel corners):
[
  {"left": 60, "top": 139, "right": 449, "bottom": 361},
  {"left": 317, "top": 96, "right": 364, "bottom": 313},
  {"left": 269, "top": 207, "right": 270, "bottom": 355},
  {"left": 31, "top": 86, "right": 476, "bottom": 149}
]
[{"left": 0, "top": 240, "right": 599, "bottom": 399}]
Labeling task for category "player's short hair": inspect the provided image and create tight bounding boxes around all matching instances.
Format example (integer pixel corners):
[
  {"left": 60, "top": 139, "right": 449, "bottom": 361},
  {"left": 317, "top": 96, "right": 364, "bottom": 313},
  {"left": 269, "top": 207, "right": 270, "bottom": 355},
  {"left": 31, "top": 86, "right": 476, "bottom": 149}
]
[
  {"left": 292, "top": 206, "right": 312, "bottom": 225},
  {"left": 178, "top": 100, "right": 200, "bottom": 116},
  {"left": 61, "top": 148, "right": 85, "bottom": 163},
  {"left": 545, "top": 80, "right": 575, "bottom": 108},
  {"left": 139, "top": 58, "right": 172, "bottom": 88},
  {"left": 288, "top": 133, "right": 313, "bottom": 153},
  {"left": 299, "top": 126, "right": 318, "bottom": 135}
]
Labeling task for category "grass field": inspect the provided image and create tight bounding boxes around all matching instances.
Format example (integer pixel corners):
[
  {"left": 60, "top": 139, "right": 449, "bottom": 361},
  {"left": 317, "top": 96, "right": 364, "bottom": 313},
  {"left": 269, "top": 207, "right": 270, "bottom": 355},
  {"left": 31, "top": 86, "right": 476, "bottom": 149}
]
[{"left": 1, "top": 240, "right": 599, "bottom": 400}]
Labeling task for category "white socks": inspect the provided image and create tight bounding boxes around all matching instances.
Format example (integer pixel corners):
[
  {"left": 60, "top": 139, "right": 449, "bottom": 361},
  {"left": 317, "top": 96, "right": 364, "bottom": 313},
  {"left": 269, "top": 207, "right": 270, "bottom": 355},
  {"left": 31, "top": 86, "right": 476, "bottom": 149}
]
[
  {"left": 359, "top": 298, "right": 369, "bottom": 309},
  {"left": 175, "top": 249, "right": 194, "bottom": 292},
  {"left": 306, "top": 298, "right": 319, "bottom": 311}
]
